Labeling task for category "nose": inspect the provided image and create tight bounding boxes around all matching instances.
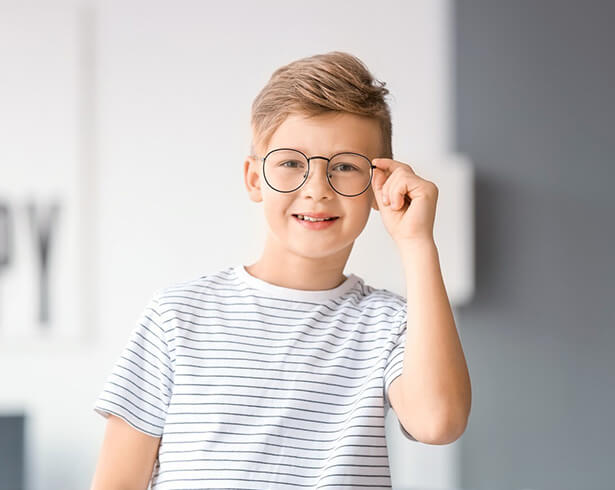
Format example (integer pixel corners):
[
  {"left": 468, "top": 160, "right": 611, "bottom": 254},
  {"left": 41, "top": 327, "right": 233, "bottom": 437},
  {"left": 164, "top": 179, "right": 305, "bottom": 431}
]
[{"left": 300, "top": 157, "right": 335, "bottom": 199}]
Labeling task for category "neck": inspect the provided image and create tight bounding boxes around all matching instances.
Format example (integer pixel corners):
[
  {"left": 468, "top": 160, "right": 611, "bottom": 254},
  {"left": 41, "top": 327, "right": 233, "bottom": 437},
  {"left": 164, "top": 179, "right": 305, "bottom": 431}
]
[{"left": 245, "top": 236, "right": 353, "bottom": 291}]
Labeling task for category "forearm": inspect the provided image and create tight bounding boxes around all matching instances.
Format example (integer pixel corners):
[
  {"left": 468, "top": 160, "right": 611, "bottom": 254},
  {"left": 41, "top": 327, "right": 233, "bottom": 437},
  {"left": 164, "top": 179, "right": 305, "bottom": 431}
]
[{"left": 397, "top": 237, "right": 471, "bottom": 442}]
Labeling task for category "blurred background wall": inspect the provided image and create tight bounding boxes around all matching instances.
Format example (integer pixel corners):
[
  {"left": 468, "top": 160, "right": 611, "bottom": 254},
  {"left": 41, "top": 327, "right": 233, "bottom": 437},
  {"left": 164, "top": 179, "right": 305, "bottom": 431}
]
[
  {"left": 1, "top": 0, "right": 613, "bottom": 489},
  {"left": 1, "top": 1, "right": 468, "bottom": 489},
  {"left": 453, "top": 1, "right": 614, "bottom": 489}
]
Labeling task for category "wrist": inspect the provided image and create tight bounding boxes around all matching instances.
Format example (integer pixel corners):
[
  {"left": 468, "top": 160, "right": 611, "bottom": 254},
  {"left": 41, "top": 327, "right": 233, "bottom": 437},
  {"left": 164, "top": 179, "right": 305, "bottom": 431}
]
[
  {"left": 396, "top": 236, "right": 439, "bottom": 266},
  {"left": 395, "top": 235, "right": 436, "bottom": 251}
]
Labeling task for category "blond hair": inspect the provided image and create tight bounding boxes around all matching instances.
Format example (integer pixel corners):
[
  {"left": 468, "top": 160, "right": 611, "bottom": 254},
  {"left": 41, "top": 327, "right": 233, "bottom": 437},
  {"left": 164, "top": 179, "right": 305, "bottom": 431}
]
[{"left": 250, "top": 51, "right": 393, "bottom": 159}]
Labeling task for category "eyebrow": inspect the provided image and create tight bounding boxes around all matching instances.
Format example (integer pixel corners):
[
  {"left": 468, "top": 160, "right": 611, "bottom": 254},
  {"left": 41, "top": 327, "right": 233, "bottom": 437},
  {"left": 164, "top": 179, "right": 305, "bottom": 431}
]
[{"left": 291, "top": 147, "right": 367, "bottom": 157}]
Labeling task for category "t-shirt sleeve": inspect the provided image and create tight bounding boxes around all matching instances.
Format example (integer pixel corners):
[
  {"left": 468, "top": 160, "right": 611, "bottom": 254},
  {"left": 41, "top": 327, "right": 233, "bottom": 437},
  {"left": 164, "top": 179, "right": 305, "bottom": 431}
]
[
  {"left": 383, "top": 299, "right": 417, "bottom": 441},
  {"left": 93, "top": 291, "right": 173, "bottom": 437}
]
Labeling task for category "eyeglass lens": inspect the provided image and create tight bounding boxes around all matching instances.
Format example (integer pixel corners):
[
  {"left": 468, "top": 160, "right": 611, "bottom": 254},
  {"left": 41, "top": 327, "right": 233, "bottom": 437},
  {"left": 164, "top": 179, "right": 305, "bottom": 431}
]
[{"left": 263, "top": 149, "right": 372, "bottom": 196}]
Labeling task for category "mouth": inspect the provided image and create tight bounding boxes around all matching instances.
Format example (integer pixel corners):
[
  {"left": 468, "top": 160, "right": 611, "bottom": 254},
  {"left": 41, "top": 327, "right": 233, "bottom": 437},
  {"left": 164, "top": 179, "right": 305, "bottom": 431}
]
[
  {"left": 292, "top": 213, "right": 340, "bottom": 222},
  {"left": 291, "top": 213, "right": 340, "bottom": 229}
]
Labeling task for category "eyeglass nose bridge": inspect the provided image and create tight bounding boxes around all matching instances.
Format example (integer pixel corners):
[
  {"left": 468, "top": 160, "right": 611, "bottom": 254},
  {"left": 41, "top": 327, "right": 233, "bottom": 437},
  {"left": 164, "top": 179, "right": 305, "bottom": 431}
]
[
  {"left": 300, "top": 156, "right": 351, "bottom": 196},
  {"left": 302, "top": 155, "right": 331, "bottom": 179},
  {"left": 307, "top": 155, "right": 331, "bottom": 163}
]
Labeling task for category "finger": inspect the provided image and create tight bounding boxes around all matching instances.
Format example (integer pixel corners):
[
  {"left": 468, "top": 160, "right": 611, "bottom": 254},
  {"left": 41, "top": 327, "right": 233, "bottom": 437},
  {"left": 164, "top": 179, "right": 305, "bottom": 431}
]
[
  {"left": 386, "top": 172, "right": 424, "bottom": 210},
  {"left": 372, "top": 158, "right": 397, "bottom": 172},
  {"left": 371, "top": 166, "right": 386, "bottom": 191},
  {"left": 388, "top": 174, "right": 411, "bottom": 210},
  {"left": 381, "top": 170, "right": 403, "bottom": 206},
  {"left": 390, "top": 180, "right": 412, "bottom": 210},
  {"left": 372, "top": 159, "right": 396, "bottom": 182},
  {"left": 380, "top": 172, "right": 392, "bottom": 206},
  {"left": 373, "top": 158, "right": 416, "bottom": 176}
]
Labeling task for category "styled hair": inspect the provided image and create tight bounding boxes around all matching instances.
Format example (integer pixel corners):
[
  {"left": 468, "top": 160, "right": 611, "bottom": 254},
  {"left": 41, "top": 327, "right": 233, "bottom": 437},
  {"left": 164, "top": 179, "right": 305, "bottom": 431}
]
[{"left": 250, "top": 51, "right": 393, "bottom": 159}]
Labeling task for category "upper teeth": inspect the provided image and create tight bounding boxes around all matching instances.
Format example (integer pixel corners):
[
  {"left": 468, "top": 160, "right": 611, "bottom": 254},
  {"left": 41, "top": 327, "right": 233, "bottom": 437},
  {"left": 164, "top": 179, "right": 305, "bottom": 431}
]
[{"left": 297, "top": 214, "right": 334, "bottom": 222}]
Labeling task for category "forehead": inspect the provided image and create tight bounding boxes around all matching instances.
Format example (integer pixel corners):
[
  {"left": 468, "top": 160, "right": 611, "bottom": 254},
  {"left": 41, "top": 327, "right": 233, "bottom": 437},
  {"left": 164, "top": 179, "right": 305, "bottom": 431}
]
[{"left": 268, "top": 112, "right": 381, "bottom": 158}]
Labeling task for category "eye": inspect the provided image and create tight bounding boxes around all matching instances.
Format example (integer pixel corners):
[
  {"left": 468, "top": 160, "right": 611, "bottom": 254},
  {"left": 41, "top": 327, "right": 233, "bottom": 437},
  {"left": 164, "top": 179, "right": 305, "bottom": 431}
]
[
  {"left": 280, "top": 160, "right": 305, "bottom": 168},
  {"left": 332, "top": 163, "right": 359, "bottom": 172}
]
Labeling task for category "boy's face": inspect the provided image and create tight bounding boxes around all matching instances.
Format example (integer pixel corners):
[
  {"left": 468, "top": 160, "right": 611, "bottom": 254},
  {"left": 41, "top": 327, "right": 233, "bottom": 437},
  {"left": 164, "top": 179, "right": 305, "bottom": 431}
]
[{"left": 244, "top": 111, "right": 382, "bottom": 261}]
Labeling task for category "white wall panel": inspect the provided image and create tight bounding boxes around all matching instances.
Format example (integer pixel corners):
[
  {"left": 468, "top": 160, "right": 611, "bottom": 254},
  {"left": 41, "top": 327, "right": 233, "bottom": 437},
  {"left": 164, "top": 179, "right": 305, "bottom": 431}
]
[{"left": 0, "top": 2, "right": 470, "bottom": 488}]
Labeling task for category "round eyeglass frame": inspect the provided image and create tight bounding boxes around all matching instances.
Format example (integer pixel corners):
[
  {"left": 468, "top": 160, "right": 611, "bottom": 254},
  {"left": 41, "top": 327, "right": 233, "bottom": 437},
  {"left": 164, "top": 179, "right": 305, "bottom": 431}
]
[{"left": 257, "top": 147, "right": 377, "bottom": 197}]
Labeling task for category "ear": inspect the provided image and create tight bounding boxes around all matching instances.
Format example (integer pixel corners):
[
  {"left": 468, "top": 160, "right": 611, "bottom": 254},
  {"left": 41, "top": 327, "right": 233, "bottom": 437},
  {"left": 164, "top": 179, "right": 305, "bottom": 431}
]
[
  {"left": 368, "top": 186, "right": 379, "bottom": 211},
  {"left": 244, "top": 156, "right": 263, "bottom": 202}
]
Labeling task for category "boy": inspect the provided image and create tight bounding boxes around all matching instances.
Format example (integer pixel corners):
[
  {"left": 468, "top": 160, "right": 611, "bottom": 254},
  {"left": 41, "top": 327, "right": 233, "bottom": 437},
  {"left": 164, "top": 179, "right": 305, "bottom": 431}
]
[{"left": 90, "top": 51, "right": 471, "bottom": 489}]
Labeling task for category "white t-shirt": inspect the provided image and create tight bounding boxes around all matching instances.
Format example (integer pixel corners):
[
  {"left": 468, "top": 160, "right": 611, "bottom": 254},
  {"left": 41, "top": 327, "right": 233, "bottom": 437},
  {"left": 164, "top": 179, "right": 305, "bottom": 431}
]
[{"left": 93, "top": 264, "right": 415, "bottom": 489}]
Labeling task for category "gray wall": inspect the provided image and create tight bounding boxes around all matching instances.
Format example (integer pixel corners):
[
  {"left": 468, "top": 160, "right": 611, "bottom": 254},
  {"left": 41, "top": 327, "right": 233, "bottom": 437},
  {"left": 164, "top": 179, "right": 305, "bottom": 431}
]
[{"left": 453, "top": 1, "right": 614, "bottom": 489}]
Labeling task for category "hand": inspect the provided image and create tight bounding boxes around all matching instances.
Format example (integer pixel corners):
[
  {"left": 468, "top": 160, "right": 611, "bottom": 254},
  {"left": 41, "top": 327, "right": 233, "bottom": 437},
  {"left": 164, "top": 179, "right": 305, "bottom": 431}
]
[{"left": 370, "top": 158, "right": 439, "bottom": 245}]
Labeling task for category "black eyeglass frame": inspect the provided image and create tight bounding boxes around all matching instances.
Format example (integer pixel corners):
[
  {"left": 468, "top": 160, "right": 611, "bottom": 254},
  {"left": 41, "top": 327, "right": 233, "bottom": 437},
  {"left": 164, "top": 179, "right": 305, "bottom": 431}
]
[{"left": 256, "top": 147, "right": 377, "bottom": 197}]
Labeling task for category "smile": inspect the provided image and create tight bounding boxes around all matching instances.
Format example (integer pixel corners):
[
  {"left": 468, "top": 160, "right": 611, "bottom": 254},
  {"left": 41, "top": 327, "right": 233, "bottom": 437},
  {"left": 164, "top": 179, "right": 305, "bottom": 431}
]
[
  {"left": 292, "top": 214, "right": 340, "bottom": 229},
  {"left": 293, "top": 214, "right": 337, "bottom": 222}
]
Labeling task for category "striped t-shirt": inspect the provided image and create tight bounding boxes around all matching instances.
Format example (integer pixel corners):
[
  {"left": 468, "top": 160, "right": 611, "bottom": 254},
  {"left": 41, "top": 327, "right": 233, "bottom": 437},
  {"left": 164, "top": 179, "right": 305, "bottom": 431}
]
[{"left": 93, "top": 264, "right": 415, "bottom": 489}]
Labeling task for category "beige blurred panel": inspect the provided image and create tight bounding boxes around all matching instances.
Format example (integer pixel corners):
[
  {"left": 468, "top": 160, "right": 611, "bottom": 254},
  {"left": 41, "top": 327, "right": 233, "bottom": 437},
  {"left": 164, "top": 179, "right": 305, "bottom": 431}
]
[{"left": 348, "top": 153, "right": 475, "bottom": 307}]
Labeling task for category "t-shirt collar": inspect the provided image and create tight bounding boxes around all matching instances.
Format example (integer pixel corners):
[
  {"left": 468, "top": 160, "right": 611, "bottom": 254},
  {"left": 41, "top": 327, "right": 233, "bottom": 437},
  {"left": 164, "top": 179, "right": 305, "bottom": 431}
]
[{"left": 233, "top": 264, "right": 360, "bottom": 302}]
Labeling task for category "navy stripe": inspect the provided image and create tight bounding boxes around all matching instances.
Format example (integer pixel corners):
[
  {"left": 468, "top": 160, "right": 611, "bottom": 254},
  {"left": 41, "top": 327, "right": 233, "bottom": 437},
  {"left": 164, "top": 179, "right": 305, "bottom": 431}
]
[
  {"left": 167, "top": 393, "right": 384, "bottom": 409},
  {"left": 158, "top": 446, "right": 388, "bottom": 461},
  {"left": 158, "top": 448, "right": 389, "bottom": 462},
  {"left": 170, "top": 344, "right": 388, "bottom": 364},
  {"left": 169, "top": 354, "right": 385, "bottom": 373},
  {"left": 160, "top": 292, "right": 400, "bottom": 316},
  {"left": 172, "top": 362, "right": 380, "bottom": 381}
]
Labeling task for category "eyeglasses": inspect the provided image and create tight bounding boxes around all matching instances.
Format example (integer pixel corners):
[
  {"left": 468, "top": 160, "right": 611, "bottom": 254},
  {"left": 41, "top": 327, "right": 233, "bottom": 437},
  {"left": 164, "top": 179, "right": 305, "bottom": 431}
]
[{"left": 255, "top": 147, "right": 376, "bottom": 197}]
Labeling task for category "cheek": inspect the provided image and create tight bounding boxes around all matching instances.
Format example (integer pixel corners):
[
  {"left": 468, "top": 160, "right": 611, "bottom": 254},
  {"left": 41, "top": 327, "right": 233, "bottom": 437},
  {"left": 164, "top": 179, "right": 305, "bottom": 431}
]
[
  {"left": 263, "top": 195, "right": 292, "bottom": 225},
  {"left": 355, "top": 209, "right": 371, "bottom": 228},
  {"left": 348, "top": 198, "right": 373, "bottom": 222}
]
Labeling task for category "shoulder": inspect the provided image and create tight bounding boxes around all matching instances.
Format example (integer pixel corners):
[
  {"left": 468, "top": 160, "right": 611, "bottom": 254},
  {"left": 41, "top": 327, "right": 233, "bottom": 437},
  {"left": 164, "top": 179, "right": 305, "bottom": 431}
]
[
  {"left": 138, "top": 266, "right": 241, "bottom": 336},
  {"left": 152, "top": 265, "right": 240, "bottom": 303},
  {"left": 139, "top": 265, "right": 247, "bottom": 325},
  {"left": 354, "top": 278, "right": 406, "bottom": 314},
  {"left": 332, "top": 276, "right": 406, "bottom": 330}
]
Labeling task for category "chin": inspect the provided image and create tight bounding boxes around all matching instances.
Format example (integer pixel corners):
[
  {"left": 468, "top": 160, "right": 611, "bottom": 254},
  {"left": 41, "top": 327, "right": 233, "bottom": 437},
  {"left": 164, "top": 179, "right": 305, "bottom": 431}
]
[{"left": 290, "top": 238, "right": 354, "bottom": 260}]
